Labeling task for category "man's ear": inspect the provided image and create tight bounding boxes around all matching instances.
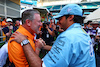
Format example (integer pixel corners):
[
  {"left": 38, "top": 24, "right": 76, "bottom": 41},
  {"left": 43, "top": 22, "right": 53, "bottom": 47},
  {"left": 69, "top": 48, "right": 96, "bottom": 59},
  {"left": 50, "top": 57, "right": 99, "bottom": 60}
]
[
  {"left": 69, "top": 15, "right": 74, "bottom": 21},
  {"left": 25, "top": 19, "right": 31, "bottom": 27}
]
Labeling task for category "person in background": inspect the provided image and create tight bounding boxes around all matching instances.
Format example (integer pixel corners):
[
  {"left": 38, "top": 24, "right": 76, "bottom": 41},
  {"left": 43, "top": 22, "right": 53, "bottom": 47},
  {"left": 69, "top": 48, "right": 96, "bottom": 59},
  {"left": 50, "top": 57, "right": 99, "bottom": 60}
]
[
  {"left": 39, "top": 22, "right": 54, "bottom": 58},
  {"left": 1, "top": 18, "right": 7, "bottom": 28},
  {"left": 86, "top": 21, "right": 97, "bottom": 55},
  {"left": 15, "top": 20, "right": 20, "bottom": 27},
  {"left": 49, "top": 19, "right": 54, "bottom": 28},
  {"left": 2, "top": 18, "right": 14, "bottom": 41},
  {"left": 86, "top": 21, "right": 93, "bottom": 36},
  {"left": 95, "top": 24, "right": 100, "bottom": 67},
  {"left": 13, "top": 20, "right": 20, "bottom": 31},
  {"left": 87, "top": 21, "right": 93, "bottom": 29},
  {"left": 0, "top": 18, "right": 16, "bottom": 67},
  {"left": 10, "top": 4, "right": 96, "bottom": 67},
  {"left": 83, "top": 23, "right": 87, "bottom": 31},
  {"left": 0, "top": 19, "right": 2, "bottom": 27},
  {"left": 46, "top": 22, "right": 64, "bottom": 42},
  {"left": 41, "top": 22, "right": 54, "bottom": 45},
  {"left": 96, "top": 24, "right": 100, "bottom": 36}
]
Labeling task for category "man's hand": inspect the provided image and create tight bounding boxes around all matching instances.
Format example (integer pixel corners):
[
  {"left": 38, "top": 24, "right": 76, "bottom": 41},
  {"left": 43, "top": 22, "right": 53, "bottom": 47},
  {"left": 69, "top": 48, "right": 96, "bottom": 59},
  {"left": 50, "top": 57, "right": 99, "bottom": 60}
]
[
  {"left": 52, "top": 25, "right": 56, "bottom": 30},
  {"left": 9, "top": 25, "right": 13, "bottom": 30},
  {"left": 10, "top": 31, "right": 27, "bottom": 44},
  {"left": 35, "top": 38, "right": 46, "bottom": 49}
]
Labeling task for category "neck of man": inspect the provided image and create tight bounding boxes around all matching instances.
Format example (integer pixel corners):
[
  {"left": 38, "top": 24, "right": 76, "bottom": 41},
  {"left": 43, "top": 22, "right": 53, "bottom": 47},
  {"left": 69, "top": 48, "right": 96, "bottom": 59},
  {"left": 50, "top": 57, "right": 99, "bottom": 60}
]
[{"left": 65, "top": 21, "right": 75, "bottom": 30}]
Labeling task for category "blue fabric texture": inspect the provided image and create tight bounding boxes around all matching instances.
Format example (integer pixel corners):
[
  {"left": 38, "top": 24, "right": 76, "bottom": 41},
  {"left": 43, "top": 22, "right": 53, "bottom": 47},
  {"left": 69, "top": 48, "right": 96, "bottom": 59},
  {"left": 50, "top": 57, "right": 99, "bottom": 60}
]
[{"left": 43, "top": 23, "right": 96, "bottom": 67}]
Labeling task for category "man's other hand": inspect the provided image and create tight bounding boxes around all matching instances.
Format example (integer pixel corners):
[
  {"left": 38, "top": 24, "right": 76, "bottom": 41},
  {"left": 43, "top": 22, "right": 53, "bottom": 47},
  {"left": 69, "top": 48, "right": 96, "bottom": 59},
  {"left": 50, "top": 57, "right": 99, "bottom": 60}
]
[{"left": 10, "top": 31, "right": 27, "bottom": 44}]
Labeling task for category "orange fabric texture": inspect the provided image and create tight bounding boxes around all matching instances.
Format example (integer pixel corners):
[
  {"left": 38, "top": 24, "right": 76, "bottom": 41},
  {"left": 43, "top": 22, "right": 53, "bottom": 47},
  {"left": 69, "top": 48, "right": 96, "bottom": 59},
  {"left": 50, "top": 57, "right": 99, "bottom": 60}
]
[
  {"left": 8, "top": 25, "right": 36, "bottom": 67},
  {"left": 2, "top": 21, "right": 7, "bottom": 26},
  {"left": 0, "top": 22, "right": 1, "bottom": 27}
]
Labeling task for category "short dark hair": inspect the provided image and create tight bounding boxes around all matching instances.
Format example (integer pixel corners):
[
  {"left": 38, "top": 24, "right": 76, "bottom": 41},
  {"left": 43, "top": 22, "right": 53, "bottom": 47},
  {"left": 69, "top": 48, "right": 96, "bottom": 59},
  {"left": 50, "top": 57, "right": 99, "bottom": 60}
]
[
  {"left": 87, "top": 21, "right": 92, "bottom": 25},
  {"left": 22, "top": 9, "right": 40, "bottom": 24},
  {"left": 73, "top": 15, "right": 83, "bottom": 24}
]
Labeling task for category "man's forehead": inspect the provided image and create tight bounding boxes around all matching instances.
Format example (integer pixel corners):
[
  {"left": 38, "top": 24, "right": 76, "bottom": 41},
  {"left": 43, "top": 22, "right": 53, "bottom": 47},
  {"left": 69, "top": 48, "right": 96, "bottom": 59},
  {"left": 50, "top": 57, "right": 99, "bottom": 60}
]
[
  {"left": 34, "top": 14, "right": 40, "bottom": 17},
  {"left": 34, "top": 13, "right": 40, "bottom": 15}
]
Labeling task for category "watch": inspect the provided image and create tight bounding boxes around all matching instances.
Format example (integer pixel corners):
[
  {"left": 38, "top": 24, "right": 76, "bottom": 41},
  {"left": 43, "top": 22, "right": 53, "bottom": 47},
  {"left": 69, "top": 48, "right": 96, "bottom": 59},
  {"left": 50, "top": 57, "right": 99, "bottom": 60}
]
[{"left": 21, "top": 39, "right": 30, "bottom": 46}]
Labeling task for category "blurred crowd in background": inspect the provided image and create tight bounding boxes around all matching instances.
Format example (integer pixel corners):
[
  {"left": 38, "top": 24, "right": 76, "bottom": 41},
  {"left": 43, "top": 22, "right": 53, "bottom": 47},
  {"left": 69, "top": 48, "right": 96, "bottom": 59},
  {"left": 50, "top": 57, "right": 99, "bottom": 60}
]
[{"left": 0, "top": 12, "right": 100, "bottom": 67}]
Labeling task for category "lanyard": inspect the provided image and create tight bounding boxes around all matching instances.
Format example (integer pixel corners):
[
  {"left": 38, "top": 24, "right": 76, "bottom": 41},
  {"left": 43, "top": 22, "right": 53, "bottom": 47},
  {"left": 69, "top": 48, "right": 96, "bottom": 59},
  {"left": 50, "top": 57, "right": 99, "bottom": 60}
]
[
  {"left": 81, "top": 28, "right": 87, "bottom": 34},
  {"left": 74, "top": 26, "right": 87, "bottom": 34},
  {"left": 8, "top": 26, "right": 14, "bottom": 34}
]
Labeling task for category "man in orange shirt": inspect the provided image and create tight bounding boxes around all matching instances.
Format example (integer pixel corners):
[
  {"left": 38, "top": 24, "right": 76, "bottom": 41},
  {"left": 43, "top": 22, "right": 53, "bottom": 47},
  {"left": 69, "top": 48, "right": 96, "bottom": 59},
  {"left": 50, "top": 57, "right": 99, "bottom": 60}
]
[
  {"left": 8, "top": 9, "right": 43, "bottom": 67},
  {"left": 2, "top": 18, "right": 7, "bottom": 27},
  {"left": 0, "top": 19, "right": 2, "bottom": 27}
]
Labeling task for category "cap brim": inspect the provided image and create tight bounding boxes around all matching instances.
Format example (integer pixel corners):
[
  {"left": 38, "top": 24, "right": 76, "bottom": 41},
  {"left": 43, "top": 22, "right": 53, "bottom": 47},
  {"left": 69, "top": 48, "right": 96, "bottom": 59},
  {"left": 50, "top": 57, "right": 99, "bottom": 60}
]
[
  {"left": 53, "top": 15, "right": 63, "bottom": 24},
  {"left": 53, "top": 15, "right": 63, "bottom": 20}
]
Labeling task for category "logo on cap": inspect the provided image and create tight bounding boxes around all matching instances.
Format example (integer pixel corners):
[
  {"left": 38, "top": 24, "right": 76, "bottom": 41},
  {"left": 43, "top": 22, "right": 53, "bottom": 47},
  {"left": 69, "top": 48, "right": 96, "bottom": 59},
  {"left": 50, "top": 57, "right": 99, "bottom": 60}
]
[{"left": 67, "top": 8, "right": 72, "bottom": 12}]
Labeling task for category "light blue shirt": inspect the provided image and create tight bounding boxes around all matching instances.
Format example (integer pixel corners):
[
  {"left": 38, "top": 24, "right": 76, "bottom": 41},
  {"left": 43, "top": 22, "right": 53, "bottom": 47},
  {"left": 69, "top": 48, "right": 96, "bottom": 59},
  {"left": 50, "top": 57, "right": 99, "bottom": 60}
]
[{"left": 43, "top": 23, "right": 96, "bottom": 67}]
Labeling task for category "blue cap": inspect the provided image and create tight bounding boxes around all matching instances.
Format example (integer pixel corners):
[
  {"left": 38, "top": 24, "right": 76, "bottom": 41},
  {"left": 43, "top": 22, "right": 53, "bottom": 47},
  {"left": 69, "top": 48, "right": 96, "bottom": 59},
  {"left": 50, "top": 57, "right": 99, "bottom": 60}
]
[{"left": 53, "top": 4, "right": 83, "bottom": 20}]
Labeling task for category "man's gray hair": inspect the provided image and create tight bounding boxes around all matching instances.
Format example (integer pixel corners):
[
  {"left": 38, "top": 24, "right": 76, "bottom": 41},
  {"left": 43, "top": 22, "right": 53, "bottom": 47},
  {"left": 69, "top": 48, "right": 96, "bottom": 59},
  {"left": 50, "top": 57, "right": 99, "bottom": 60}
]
[{"left": 22, "top": 9, "right": 40, "bottom": 24}]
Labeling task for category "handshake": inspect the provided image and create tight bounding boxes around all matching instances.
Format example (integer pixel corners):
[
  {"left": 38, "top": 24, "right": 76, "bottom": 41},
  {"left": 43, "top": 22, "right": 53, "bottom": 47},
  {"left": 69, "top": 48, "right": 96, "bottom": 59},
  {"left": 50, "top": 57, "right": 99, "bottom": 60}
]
[{"left": 35, "top": 38, "right": 46, "bottom": 51}]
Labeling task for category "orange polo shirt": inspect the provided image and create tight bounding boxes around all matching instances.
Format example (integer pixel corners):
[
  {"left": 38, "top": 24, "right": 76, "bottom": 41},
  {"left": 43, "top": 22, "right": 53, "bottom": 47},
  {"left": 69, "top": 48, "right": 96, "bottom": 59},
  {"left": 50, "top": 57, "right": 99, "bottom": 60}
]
[{"left": 8, "top": 25, "right": 36, "bottom": 67}]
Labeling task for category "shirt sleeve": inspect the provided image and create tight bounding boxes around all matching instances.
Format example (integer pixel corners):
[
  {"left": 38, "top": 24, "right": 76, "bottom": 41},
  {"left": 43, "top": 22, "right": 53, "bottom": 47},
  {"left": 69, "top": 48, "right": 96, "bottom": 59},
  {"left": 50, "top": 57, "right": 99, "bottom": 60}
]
[
  {"left": 43, "top": 36, "right": 73, "bottom": 67},
  {"left": 8, "top": 38, "right": 29, "bottom": 67}
]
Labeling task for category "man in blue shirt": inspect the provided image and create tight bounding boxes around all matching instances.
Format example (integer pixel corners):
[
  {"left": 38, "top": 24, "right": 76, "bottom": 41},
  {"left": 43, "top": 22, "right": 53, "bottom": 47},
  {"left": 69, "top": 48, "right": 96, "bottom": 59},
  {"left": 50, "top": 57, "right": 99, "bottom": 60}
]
[{"left": 10, "top": 4, "right": 96, "bottom": 67}]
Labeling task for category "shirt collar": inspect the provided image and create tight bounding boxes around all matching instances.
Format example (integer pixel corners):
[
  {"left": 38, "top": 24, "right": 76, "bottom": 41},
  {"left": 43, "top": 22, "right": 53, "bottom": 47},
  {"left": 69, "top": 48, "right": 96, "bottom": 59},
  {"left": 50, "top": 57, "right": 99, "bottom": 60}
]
[
  {"left": 66, "top": 23, "right": 81, "bottom": 31},
  {"left": 17, "top": 25, "right": 35, "bottom": 40}
]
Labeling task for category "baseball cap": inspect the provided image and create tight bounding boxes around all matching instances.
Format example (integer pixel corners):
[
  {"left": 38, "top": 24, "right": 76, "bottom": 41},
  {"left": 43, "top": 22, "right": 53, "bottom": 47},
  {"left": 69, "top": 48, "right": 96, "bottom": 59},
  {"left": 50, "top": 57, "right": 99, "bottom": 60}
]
[
  {"left": 53, "top": 4, "right": 83, "bottom": 20},
  {"left": 6, "top": 18, "right": 13, "bottom": 22}
]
